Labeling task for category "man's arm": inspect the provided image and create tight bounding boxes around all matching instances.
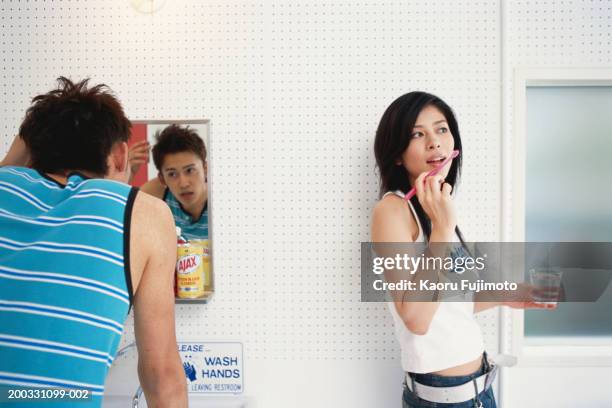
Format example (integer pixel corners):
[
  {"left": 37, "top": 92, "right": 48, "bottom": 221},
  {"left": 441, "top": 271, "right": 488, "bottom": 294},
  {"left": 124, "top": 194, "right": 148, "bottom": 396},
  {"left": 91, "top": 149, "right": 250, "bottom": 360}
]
[
  {"left": 1, "top": 136, "right": 30, "bottom": 167},
  {"left": 139, "top": 178, "right": 166, "bottom": 199},
  {"left": 127, "top": 141, "right": 166, "bottom": 198},
  {"left": 127, "top": 140, "right": 150, "bottom": 183},
  {"left": 130, "top": 192, "right": 187, "bottom": 408}
]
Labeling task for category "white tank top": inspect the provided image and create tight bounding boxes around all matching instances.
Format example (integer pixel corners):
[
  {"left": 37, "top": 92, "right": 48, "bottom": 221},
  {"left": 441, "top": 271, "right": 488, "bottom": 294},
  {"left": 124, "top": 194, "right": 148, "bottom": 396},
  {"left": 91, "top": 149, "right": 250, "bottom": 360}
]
[{"left": 382, "top": 191, "right": 485, "bottom": 373}]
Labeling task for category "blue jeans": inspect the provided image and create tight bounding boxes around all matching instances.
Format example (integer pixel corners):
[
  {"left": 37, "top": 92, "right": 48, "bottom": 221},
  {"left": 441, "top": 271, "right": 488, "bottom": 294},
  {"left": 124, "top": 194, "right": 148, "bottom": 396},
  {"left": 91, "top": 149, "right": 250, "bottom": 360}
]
[{"left": 402, "top": 356, "right": 497, "bottom": 408}]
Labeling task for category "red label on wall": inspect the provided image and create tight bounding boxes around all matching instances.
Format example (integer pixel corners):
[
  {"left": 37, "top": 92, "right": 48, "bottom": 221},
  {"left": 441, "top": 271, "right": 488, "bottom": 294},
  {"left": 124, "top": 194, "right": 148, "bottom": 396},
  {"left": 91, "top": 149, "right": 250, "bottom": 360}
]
[{"left": 128, "top": 123, "right": 148, "bottom": 187}]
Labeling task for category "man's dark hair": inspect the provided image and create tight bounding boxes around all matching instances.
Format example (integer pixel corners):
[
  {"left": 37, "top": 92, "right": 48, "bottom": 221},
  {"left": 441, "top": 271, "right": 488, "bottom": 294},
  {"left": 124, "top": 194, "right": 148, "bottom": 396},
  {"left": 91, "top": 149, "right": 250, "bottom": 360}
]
[
  {"left": 152, "top": 125, "right": 207, "bottom": 170},
  {"left": 19, "top": 77, "right": 131, "bottom": 176}
]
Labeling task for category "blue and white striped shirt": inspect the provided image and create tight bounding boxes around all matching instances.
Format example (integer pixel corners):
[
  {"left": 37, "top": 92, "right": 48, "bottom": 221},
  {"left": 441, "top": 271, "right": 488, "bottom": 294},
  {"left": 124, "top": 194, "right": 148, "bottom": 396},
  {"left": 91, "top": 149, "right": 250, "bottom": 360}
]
[
  {"left": 163, "top": 189, "right": 208, "bottom": 241},
  {"left": 0, "top": 166, "right": 136, "bottom": 407}
]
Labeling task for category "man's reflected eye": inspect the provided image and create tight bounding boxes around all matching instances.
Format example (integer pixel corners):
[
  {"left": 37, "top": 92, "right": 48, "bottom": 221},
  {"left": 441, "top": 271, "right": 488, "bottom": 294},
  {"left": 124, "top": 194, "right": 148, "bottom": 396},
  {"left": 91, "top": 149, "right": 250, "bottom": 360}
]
[{"left": 166, "top": 171, "right": 177, "bottom": 178}]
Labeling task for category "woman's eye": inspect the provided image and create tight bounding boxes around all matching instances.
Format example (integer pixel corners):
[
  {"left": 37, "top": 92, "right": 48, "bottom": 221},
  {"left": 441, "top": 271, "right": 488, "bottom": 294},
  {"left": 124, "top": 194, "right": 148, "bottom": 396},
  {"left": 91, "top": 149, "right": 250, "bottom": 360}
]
[
  {"left": 438, "top": 127, "right": 448, "bottom": 134},
  {"left": 412, "top": 131, "right": 424, "bottom": 138}
]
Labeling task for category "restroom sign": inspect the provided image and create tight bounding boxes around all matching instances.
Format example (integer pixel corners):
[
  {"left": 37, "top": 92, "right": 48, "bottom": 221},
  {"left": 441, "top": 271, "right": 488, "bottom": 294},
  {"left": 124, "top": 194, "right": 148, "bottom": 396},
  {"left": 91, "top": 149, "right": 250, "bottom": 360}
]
[{"left": 178, "top": 342, "right": 244, "bottom": 394}]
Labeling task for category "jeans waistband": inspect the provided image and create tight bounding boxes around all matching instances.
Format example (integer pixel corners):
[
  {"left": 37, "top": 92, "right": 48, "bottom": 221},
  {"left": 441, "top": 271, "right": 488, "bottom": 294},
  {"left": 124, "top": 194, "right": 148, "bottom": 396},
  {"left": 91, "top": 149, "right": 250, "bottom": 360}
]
[{"left": 408, "top": 352, "right": 491, "bottom": 388}]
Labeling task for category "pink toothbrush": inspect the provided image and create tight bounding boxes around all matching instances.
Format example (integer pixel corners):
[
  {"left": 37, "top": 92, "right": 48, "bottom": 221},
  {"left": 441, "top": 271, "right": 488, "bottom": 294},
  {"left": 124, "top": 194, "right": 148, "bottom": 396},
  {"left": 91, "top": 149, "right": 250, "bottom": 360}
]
[{"left": 404, "top": 150, "right": 460, "bottom": 201}]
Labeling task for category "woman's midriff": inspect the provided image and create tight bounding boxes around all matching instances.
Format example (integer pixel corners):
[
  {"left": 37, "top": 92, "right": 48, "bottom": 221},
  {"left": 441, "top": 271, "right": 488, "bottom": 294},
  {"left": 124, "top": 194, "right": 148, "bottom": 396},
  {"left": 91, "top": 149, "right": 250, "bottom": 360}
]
[{"left": 429, "top": 355, "right": 482, "bottom": 376}]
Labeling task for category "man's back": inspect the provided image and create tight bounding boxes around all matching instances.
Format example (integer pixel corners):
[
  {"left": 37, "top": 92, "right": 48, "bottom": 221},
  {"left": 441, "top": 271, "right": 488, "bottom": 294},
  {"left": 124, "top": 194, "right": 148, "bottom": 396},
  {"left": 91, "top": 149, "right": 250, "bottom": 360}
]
[
  {"left": 0, "top": 76, "right": 187, "bottom": 407},
  {"left": 0, "top": 166, "right": 136, "bottom": 406}
]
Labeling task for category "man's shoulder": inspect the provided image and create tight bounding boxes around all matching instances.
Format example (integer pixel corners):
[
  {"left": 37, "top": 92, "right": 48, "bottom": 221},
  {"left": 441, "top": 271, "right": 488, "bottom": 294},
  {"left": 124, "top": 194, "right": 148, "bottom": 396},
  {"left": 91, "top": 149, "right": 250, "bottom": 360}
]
[
  {"left": 133, "top": 190, "right": 172, "bottom": 217},
  {"left": 78, "top": 176, "right": 133, "bottom": 194},
  {"left": 131, "top": 191, "right": 174, "bottom": 241},
  {"left": 0, "top": 165, "right": 38, "bottom": 180}
]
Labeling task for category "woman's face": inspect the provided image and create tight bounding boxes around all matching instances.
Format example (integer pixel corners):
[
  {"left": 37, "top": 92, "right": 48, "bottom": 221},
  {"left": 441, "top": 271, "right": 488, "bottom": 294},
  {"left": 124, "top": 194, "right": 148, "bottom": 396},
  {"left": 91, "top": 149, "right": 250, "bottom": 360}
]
[{"left": 399, "top": 104, "right": 455, "bottom": 187}]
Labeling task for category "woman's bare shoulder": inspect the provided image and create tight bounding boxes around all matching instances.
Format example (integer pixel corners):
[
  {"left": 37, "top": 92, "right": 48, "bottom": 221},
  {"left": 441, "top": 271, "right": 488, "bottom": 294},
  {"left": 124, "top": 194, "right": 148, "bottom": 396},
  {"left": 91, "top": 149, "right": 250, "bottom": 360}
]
[
  {"left": 373, "top": 193, "right": 406, "bottom": 215},
  {"left": 372, "top": 194, "right": 418, "bottom": 242}
]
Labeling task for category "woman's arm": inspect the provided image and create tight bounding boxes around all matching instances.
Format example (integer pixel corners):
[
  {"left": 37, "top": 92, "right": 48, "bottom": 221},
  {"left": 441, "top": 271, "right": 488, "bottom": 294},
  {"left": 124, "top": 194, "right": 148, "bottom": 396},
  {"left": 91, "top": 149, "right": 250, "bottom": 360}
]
[
  {"left": 473, "top": 284, "right": 557, "bottom": 313},
  {"left": 474, "top": 300, "right": 556, "bottom": 313},
  {"left": 372, "top": 172, "right": 457, "bottom": 335},
  {"left": 372, "top": 195, "right": 442, "bottom": 335},
  {"left": 473, "top": 301, "right": 499, "bottom": 313}
]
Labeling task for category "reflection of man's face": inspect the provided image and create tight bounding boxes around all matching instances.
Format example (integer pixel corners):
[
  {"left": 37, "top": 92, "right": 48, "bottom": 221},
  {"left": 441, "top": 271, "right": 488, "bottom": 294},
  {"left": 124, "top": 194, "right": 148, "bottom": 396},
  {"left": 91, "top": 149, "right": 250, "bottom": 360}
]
[{"left": 159, "top": 151, "right": 207, "bottom": 211}]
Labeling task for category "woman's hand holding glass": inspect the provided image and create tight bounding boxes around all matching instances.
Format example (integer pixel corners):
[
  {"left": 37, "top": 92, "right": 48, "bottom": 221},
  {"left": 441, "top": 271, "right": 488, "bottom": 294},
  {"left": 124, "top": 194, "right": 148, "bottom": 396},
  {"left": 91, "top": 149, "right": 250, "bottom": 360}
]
[{"left": 503, "top": 282, "right": 558, "bottom": 310}]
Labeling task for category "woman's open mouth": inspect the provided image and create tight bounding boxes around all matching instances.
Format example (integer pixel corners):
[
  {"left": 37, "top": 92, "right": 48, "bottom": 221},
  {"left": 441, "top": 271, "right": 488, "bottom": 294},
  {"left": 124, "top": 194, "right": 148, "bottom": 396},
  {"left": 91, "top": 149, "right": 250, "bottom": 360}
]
[{"left": 426, "top": 156, "right": 446, "bottom": 165}]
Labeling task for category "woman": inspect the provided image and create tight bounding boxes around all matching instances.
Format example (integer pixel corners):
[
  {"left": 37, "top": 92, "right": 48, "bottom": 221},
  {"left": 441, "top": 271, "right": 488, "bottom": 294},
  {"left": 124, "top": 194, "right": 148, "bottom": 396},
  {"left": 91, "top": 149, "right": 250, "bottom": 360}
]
[{"left": 371, "top": 92, "right": 550, "bottom": 408}]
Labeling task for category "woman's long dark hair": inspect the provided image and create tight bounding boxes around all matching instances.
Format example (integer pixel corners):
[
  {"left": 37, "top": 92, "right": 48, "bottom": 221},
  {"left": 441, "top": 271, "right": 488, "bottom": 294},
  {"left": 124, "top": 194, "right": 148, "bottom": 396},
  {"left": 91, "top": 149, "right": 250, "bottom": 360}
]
[{"left": 374, "top": 91, "right": 466, "bottom": 243}]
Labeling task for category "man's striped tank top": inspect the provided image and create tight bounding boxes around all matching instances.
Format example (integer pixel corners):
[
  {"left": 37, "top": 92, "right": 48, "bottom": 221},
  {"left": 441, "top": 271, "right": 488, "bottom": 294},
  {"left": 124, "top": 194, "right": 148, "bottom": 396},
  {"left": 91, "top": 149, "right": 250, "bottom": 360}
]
[
  {"left": 163, "top": 188, "right": 208, "bottom": 240},
  {"left": 0, "top": 166, "right": 137, "bottom": 407}
]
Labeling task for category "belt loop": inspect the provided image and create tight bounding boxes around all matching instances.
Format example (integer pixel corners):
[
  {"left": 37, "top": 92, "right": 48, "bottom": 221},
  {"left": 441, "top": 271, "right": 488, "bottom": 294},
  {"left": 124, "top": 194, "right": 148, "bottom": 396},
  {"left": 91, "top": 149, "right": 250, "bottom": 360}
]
[
  {"left": 410, "top": 373, "right": 418, "bottom": 397},
  {"left": 482, "top": 351, "right": 491, "bottom": 393},
  {"left": 472, "top": 378, "right": 482, "bottom": 408}
]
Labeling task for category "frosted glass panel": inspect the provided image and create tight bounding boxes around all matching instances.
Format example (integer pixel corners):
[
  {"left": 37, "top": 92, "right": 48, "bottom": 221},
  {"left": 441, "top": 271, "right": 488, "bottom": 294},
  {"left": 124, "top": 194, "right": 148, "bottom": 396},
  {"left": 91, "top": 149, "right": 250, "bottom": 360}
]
[{"left": 524, "top": 86, "right": 612, "bottom": 338}]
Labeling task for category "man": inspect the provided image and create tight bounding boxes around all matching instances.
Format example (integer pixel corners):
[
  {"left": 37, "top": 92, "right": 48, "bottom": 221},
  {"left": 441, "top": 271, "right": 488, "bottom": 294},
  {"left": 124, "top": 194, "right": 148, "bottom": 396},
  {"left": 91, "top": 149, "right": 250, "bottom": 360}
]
[
  {"left": 0, "top": 78, "right": 187, "bottom": 407},
  {"left": 129, "top": 125, "right": 208, "bottom": 240}
]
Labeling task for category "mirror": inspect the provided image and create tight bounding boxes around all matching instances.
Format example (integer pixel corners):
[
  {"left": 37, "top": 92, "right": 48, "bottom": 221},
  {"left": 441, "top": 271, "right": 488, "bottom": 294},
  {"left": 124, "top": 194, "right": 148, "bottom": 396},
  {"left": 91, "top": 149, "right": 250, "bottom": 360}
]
[{"left": 128, "top": 120, "right": 213, "bottom": 303}]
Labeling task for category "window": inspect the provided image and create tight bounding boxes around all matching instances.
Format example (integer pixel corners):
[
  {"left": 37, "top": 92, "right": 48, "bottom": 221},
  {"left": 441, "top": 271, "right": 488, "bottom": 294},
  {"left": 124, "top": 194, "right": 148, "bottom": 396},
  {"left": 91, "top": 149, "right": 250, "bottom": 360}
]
[{"left": 524, "top": 86, "right": 612, "bottom": 341}]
